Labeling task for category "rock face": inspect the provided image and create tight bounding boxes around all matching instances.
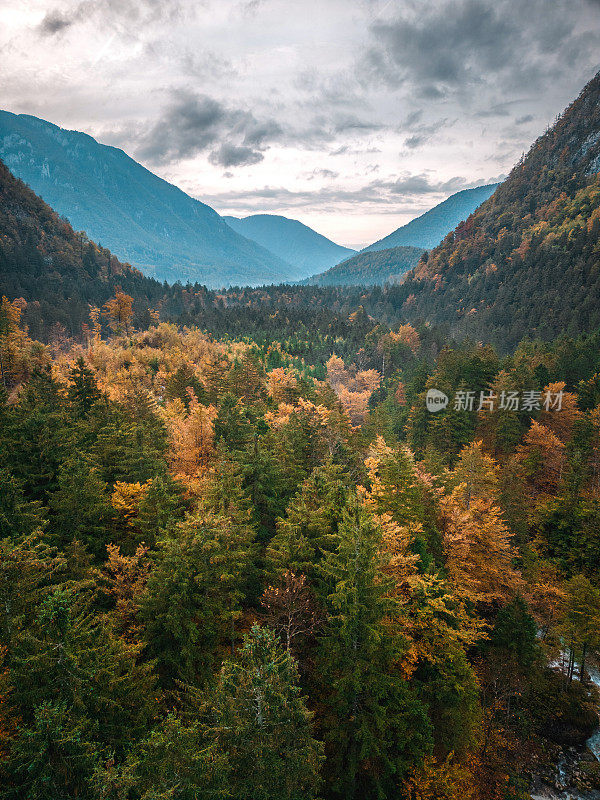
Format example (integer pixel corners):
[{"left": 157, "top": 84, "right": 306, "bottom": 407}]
[{"left": 0, "top": 111, "right": 293, "bottom": 287}]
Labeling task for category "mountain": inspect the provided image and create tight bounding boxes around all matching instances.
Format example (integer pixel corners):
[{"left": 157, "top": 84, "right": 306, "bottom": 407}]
[
  {"left": 0, "top": 157, "right": 178, "bottom": 340},
  {"left": 363, "top": 184, "right": 499, "bottom": 252},
  {"left": 391, "top": 71, "right": 600, "bottom": 349},
  {"left": 0, "top": 111, "right": 293, "bottom": 287},
  {"left": 307, "top": 245, "right": 424, "bottom": 287},
  {"left": 223, "top": 213, "right": 355, "bottom": 277}
]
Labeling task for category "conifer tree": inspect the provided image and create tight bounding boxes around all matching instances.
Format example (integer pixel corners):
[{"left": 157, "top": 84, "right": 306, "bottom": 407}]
[
  {"left": 140, "top": 511, "right": 252, "bottom": 687},
  {"left": 316, "top": 505, "right": 432, "bottom": 799},
  {"left": 207, "top": 624, "right": 323, "bottom": 800}
]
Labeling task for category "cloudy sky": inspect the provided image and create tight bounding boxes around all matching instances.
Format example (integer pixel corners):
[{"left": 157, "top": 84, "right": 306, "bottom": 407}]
[{"left": 1, "top": 0, "right": 600, "bottom": 248}]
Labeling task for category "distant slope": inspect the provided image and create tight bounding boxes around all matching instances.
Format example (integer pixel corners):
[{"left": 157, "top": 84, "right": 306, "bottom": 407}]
[
  {"left": 0, "top": 111, "right": 293, "bottom": 287},
  {"left": 0, "top": 157, "right": 176, "bottom": 340},
  {"left": 224, "top": 213, "right": 355, "bottom": 278},
  {"left": 363, "top": 184, "right": 499, "bottom": 252},
  {"left": 391, "top": 70, "right": 600, "bottom": 348},
  {"left": 307, "top": 245, "right": 423, "bottom": 286}
]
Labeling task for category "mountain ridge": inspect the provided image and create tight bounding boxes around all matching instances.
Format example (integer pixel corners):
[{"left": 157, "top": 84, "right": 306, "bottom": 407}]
[
  {"left": 391, "top": 70, "right": 600, "bottom": 348},
  {"left": 362, "top": 184, "right": 499, "bottom": 253},
  {"left": 223, "top": 213, "right": 356, "bottom": 278},
  {"left": 0, "top": 111, "right": 293, "bottom": 287}
]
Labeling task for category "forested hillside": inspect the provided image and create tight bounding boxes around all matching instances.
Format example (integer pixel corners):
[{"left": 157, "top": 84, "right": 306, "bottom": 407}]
[
  {"left": 0, "top": 112, "right": 292, "bottom": 286},
  {"left": 394, "top": 72, "right": 600, "bottom": 348},
  {"left": 307, "top": 245, "right": 424, "bottom": 286},
  {"left": 2, "top": 293, "right": 600, "bottom": 797}
]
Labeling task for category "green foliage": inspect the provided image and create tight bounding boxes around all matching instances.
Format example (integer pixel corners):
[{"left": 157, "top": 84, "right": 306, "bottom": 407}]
[
  {"left": 141, "top": 511, "right": 252, "bottom": 687},
  {"left": 206, "top": 625, "right": 323, "bottom": 800},
  {"left": 316, "top": 505, "right": 432, "bottom": 799}
]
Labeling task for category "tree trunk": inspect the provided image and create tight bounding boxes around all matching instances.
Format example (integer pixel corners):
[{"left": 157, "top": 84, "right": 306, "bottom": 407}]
[{"left": 580, "top": 641, "right": 588, "bottom": 683}]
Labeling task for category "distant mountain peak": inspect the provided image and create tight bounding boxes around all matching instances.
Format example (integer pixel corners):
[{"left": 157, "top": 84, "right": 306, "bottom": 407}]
[
  {"left": 223, "top": 213, "right": 356, "bottom": 279},
  {"left": 0, "top": 110, "right": 293, "bottom": 287}
]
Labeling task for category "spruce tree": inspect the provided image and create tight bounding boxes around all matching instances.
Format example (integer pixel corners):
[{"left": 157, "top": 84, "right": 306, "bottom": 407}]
[
  {"left": 207, "top": 624, "right": 323, "bottom": 800},
  {"left": 316, "top": 505, "right": 432, "bottom": 799}
]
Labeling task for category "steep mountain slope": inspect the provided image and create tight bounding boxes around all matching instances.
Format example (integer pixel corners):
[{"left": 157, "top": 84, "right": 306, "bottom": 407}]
[
  {"left": 0, "top": 157, "right": 174, "bottom": 339},
  {"left": 0, "top": 111, "right": 292, "bottom": 287},
  {"left": 223, "top": 213, "right": 355, "bottom": 277},
  {"left": 391, "top": 71, "right": 600, "bottom": 349},
  {"left": 363, "top": 184, "right": 499, "bottom": 252},
  {"left": 306, "top": 245, "right": 423, "bottom": 286}
]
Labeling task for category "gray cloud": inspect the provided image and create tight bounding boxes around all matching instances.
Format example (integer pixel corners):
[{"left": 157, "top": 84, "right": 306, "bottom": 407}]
[
  {"left": 196, "top": 173, "right": 497, "bottom": 216},
  {"left": 39, "top": 10, "right": 75, "bottom": 34},
  {"left": 209, "top": 143, "right": 264, "bottom": 167},
  {"left": 133, "top": 90, "right": 282, "bottom": 166},
  {"left": 38, "top": 0, "right": 185, "bottom": 36},
  {"left": 364, "top": 0, "right": 598, "bottom": 100}
]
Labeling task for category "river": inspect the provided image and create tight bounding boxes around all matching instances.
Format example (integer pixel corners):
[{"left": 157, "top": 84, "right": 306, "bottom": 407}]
[{"left": 531, "top": 657, "right": 600, "bottom": 800}]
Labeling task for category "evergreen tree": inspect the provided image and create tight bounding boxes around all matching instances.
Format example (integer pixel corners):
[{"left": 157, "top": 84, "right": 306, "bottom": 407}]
[
  {"left": 140, "top": 511, "right": 252, "bottom": 687},
  {"left": 316, "top": 505, "right": 432, "bottom": 799},
  {"left": 2, "top": 701, "right": 101, "bottom": 800},
  {"left": 206, "top": 625, "right": 323, "bottom": 800}
]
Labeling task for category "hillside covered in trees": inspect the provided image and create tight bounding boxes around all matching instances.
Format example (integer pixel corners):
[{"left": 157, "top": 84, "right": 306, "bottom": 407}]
[
  {"left": 393, "top": 71, "right": 600, "bottom": 348},
  {"left": 307, "top": 245, "right": 424, "bottom": 286}
]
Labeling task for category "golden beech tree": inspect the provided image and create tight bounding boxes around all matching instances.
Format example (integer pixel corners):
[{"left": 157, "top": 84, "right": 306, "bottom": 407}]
[
  {"left": 267, "top": 367, "right": 300, "bottom": 404},
  {"left": 160, "top": 392, "right": 217, "bottom": 481},
  {"left": 326, "top": 354, "right": 381, "bottom": 425},
  {"left": 102, "top": 543, "right": 150, "bottom": 640},
  {"left": 517, "top": 420, "right": 566, "bottom": 498},
  {"left": 0, "top": 296, "right": 30, "bottom": 389},
  {"left": 102, "top": 288, "right": 134, "bottom": 334},
  {"left": 441, "top": 488, "right": 522, "bottom": 604},
  {"left": 405, "top": 753, "right": 476, "bottom": 800},
  {"left": 539, "top": 381, "right": 580, "bottom": 443}
]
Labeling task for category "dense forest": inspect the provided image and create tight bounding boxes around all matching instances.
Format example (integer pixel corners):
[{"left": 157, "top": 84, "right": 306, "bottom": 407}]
[
  {"left": 2, "top": 290, "right": 600, "bottom": 799},
  {"left": 393, "top": 71, "right": 600, "bottom": 348},
  {"left": 306, "top": 245, "right": 424, "bottom": 287}
]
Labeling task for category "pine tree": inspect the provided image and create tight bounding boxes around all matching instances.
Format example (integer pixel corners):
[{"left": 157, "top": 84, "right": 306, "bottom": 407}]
[
  {"left": 9, "top": 586, "right": 157, "bottom": 756},
  {"left": 316, "top": 505, "right": 432, "bottom": 799},
  {"left": 206, "top": 624, "right": 323, "bottom": 800},
  {"left": 67, "top": 357, "right": 101, "bottom": 415},
  {"left": 3, "top": 701, "right": 102, "bottom": 800},
  {"left": 140, "top": 511, "right": 252, "bottom": 687},
  {"left": 265, "top": 460, "right": 348, "bottom": 588}
]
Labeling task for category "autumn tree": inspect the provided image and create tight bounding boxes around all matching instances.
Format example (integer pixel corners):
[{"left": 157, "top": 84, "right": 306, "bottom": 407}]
[
  {"left": 517, "top": 420, "right": 566, "bottom": 498},
  {"left": 441, "top": 489, "right": 521, "bottom": 605},
  {"left": 102, "top": 289, "right": 134, "bottom": 334}
]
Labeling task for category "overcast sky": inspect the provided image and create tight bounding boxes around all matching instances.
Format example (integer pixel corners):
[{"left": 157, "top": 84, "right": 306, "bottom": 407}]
[{"left": 1, "top": 0, "right": 600, "bottom": 248}]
